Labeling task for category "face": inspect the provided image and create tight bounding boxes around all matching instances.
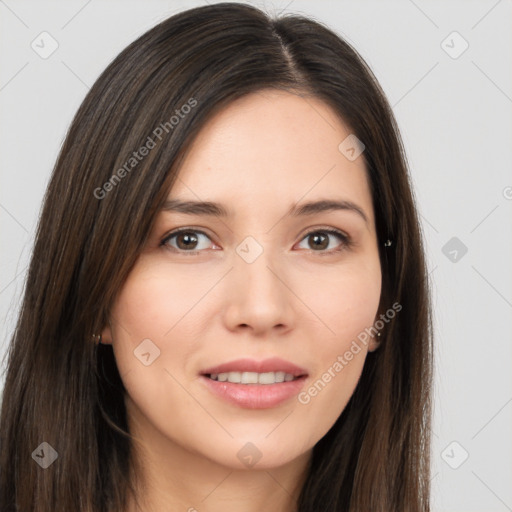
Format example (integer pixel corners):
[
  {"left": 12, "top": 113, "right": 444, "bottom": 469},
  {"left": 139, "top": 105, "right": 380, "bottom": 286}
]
[{"left": 102, "top": 90, "right": 382, "bottom": 471}]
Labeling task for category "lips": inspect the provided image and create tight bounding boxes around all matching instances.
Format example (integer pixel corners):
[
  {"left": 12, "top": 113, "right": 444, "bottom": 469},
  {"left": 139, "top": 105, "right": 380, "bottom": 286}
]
[{"left": 199, "top": 357, "right": 308, "bottom": 409}]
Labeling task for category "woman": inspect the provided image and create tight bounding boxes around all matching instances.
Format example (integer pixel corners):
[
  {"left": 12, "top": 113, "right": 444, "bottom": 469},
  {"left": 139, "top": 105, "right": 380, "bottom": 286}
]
[{"left": 0, "top": 3, "right": 433, "bottom": 511}]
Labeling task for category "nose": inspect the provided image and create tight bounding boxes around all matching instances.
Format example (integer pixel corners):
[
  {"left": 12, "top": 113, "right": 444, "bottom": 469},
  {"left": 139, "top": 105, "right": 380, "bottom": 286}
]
[{"left": 222, "top": 251, "right": 295, "bottom": 336}]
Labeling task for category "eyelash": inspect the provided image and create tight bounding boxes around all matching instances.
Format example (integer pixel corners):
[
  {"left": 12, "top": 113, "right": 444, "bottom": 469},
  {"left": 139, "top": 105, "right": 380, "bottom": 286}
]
[{"left": 159, "top": 227, "right": 352, "bottom": 256}]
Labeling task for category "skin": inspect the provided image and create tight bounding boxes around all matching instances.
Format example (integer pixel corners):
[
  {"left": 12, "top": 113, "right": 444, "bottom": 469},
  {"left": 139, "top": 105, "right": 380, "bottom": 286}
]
[{"left": 101, "top": 89, "right": 382, "bottom": 512}]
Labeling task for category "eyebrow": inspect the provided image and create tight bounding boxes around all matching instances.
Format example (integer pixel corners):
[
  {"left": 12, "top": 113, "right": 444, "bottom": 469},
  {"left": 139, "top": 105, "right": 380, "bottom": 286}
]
[{"left": 161, "top": 198, "right": 369, "bottom": 225}]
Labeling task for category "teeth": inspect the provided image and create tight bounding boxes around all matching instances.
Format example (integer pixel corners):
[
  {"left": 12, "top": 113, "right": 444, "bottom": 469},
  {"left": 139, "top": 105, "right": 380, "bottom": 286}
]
[
  {"left": 227, "top": 371, "right": 241, "bottom": 383},
  {"left": 258, "top": 372, "right": 275, "bottom": 384},
  {"left": 209, "top": 371, "right": 297, "bottom": 384},
  {"left": 241, "top": 372, "right": 258, "bottom": 384}
]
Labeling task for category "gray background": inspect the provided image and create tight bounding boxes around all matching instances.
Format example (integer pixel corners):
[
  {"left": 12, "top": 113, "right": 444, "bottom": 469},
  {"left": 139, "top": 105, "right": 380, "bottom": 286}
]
[{"left": 1, "top": 1, "right": 511, "bottom": 510}]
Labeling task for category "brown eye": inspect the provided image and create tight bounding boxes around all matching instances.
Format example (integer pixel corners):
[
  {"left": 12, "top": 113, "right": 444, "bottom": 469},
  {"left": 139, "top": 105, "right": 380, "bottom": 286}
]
[
  {"left": 308, "top": 232, "right": 329, "bottom": 250},
  {"left": 298, "top": 229, "right": 350, "bottom": 253},
  {"left": 161, "top": 229, "right": 213, "bottom": 253},
  {"left": 175, "top": 232, "right": 199, "bottom": 250}
]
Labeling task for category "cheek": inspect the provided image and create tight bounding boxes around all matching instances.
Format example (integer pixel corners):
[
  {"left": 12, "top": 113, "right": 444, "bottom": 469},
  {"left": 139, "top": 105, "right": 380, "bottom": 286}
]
[
  {"left": 114, "top": 262, "right": 204, "bottom": 331},
  {"left": 295, "top": 259, "right": 381, "bottom": 432},
  {"left": 108, "top": 259, "right": 210, "bottom": 377},
  {"left": 107, "top": 262, "right": 208, "bottom": 433},
  {"left": 304, "top": 253, "right": 382, "bottom": 344}
]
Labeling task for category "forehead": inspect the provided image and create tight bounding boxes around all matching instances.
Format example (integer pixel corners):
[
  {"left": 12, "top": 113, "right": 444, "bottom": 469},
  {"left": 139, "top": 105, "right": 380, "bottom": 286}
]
[{"left": 168, "top": 90, "right": 374, "bottom": 226}]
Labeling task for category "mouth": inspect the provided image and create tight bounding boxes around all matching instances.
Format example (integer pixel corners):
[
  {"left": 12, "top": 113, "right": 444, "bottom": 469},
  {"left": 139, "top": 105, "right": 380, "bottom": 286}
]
[
  {"left": 199, "top": 358, "right": 308, "bottom": 409},
  {"left": 206, "top": 371, "right": 302, "bottom": 384}
]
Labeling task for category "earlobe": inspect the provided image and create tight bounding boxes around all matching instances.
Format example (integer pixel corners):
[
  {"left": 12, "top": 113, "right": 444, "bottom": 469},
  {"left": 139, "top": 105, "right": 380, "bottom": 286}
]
[
  {"left": 92, "top": 322, "right": 113, "bottom": 345},
  {"left": 368, "top": 332, "right": 382, "bottom": 353},
  {"left": 100, "top": 323, "right": 113, "bottom": 345}
]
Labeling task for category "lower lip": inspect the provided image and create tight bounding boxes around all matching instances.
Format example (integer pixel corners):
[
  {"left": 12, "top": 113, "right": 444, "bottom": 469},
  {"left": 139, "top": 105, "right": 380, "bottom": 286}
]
[{"left": 200, "top": 375, "right": 307, "bottom": 409}]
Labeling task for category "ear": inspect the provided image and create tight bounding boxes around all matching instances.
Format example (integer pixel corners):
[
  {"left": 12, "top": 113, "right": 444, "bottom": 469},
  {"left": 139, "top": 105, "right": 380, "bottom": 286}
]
[
  {"left": 99, "top": 321, "right": 113, "bottom": 345},
  {"left": 367, "top": 311, "right": 384, "bottom": 353},
  {"left": 367, "top": 335, "right": 381, "bottom": 353}
]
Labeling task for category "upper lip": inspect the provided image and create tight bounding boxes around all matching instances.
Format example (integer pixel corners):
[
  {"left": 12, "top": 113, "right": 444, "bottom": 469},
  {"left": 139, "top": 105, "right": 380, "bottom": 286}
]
[{"left": 201, "top": 357, "right": 308, "bottom": 377}]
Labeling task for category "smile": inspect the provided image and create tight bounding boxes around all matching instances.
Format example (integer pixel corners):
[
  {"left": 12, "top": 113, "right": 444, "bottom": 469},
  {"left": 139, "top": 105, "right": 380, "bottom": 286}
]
[{"left": 207, "top": 371, "right": 298, "bottom": 384}]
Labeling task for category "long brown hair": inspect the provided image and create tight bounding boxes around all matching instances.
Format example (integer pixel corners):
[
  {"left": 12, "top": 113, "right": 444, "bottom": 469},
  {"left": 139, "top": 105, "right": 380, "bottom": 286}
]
[{"left": 0, "top": 3, "right": 433, "bottom": 511}]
